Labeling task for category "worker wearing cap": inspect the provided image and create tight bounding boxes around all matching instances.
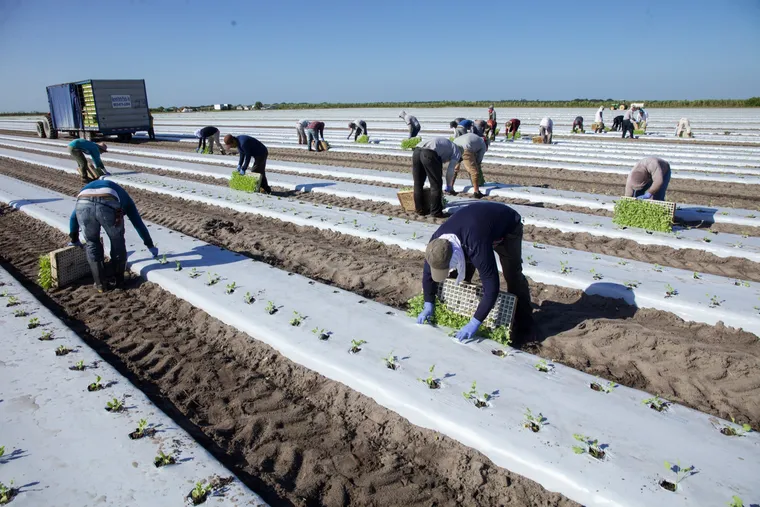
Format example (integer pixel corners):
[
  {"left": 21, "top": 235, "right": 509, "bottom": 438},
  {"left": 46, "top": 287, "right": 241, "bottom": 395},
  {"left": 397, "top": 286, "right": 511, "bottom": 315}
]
[
  {"left": 412, "top": 137, "right": 461, "bottom": 218},
  {"left": 625, "top": 157, "right": 671, "bottom": 201},
  {"left": 399, "top": 111, "right": 421, "bottom": 138},
  {"left": 224, "top": 134, "right": 272, "bottom": 194},
  {"left": 539, "top": 117, "right": 553, "bottom": 144},
  {"left": 450, "top": 118, "right": 474, "bottom": 137},
  {"left": 486, "top": 106, "right": 498, "bottom": 141},
  {"left": 676, "top": 118, "right": 692, "bottom": 138},
  {"left": 637, "top": 108, "right": 649, "bottom": 132},
  {"left": 194, "top": 126, "right": 225, "bottom": 154},
  {"left": 417, "top": 201, "right": 533, "bottom": 342},
  {"left": 504, "top": 119, "right": 521, "bottom": 140},
  {"left": 347, "top": 120, "right": 368, "bottom": 140},
  {"left": 622, "top": 107, "right": 637, "bottom": 139},
  {"left": 472, "top": 119, "right": 488, "bottom": 137},
  {"left": 594, "top": 106, "right": 605, "bottom": 133},
  {"left": 571, "top": 116, "right": 584, "bottom": 133},
  {"left": 452, "top": 133, "right": 488, "bottom": 199},
  {"left": 68, "top": 138, "right": 109, "bottom": 185},
  {"left": 68, "top": 180, "right": 157, "bottom": 292},
  {"left": 296, "top": 119, "right": 310, "bottom": 145}
]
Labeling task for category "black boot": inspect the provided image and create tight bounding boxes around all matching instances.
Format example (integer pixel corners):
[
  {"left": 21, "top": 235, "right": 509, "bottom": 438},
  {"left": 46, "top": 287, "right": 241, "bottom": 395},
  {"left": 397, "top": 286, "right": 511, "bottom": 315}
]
[
  {"left": 88, "top": 260, "right": 107, "bottom": 292},
  {"left": 112, "top": 260, "right": 127, "bottom": 289}
]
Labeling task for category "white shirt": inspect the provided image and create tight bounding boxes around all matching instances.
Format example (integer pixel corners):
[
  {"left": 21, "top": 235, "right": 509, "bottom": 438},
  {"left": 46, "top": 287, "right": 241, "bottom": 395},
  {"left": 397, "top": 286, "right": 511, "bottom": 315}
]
[
  {"left": 595, "top": 108, "right": 604, "bottom": 122},
  {"left": 539, "top": 117, "right": 553, "bottom": 128}
]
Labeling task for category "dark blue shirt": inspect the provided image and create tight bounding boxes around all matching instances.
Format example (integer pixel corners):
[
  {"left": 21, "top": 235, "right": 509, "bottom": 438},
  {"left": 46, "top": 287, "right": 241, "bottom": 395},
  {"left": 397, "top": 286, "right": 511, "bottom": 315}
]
[
  {"left": 458, "top": 119, "right": 473, "bottom": 129},
  {"left": 423, "top": 202, "right": 521, "bottom": 322},
  {"left": 237, "top": 135, "right": 268, "bottom": 171}
]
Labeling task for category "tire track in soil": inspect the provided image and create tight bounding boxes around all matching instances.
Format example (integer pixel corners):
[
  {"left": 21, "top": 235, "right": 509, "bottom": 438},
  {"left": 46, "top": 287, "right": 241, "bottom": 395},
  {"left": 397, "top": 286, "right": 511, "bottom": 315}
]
[
  {"left": 2, "top": 159, "right": 760, "bottom": 430},
  {"left": 0, "top": 204, "right": 579, "bottom": 507}
]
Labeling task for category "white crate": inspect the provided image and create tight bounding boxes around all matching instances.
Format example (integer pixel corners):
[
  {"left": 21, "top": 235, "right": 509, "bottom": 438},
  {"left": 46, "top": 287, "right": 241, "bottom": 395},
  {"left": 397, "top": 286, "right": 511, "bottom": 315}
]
[
  {"left": 437, "top": 279, "right": 516, "bottom": 329},
  {"left": 50, "top": 246, "right": 90, "bottom": 288}
]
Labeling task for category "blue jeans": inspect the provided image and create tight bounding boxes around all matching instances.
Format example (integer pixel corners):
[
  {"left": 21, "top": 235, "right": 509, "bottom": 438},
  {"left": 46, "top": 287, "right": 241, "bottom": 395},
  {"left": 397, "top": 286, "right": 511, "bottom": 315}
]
[
  {"left": 75, "top": 197, "right": 126, "bottom": 265},
  {"left": 306, "top": 129, "right": 321, "bottom": 151},
  {"left": 633, "top": 170, "right": 671, "bottom": 201}
]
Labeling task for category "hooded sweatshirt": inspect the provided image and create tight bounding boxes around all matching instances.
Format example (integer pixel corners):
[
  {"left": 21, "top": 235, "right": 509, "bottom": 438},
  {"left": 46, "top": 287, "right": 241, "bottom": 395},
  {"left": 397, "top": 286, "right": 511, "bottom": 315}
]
[{"left": 625, "top": 157, "right": 671, "bottom": 197}]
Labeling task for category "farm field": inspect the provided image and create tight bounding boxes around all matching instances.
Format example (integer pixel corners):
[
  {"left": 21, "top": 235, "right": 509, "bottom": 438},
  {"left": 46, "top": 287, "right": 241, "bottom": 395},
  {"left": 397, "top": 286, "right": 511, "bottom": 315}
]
[{"left": 0, "top": 108, "right": 759, "bottom": 506}]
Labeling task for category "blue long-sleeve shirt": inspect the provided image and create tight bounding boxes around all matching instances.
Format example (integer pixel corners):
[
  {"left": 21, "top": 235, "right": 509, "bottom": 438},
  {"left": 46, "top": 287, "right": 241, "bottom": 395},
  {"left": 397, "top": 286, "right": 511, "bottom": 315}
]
[
  {"left": 458, "top": 119, "right": 473, "bottom": 130},
  {"left": 423, "top": 202, "right": 521, "bottom": 322},
  {"left": 236, "top": 135, "right": 268, "bottom": 172},
  {"left": 69, "top": 180, "right": 154, "bottom": 247},
  {"left": 68, "top": 139, "right": 105, "bottom": 169}
]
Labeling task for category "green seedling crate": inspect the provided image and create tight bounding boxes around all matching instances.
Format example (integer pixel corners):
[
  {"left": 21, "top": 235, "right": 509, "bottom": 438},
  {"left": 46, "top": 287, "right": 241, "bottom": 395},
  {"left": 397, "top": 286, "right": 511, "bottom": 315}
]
[
  {"left": 613, "top": 197, "right": 676, "bottom": 233},
  {"left": 229, "top": 171, "right": 261, "bottom": 193}
]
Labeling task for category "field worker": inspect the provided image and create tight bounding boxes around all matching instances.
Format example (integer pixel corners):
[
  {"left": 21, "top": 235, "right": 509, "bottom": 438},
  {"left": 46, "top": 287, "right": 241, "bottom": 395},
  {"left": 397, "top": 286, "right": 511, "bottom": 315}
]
[
  {"left": 505, "top": 118, "right": 521, "bottom": 140},
  {"left": 68, "top": 138, "right": 109, "bottom": 185},
  {"left": 594, "top": 106, "right": 605, "bottom": 133},
  {"left": 625, "top": 157, "right": 672, "bottom": 201},
  {"left": 611, "top": 114, "right": 624, "bottom": 131},
  {"left": 399, "top": 111, "right": 421, "bottom": 138},
  {"left": 194, "top": 126, "right": 225, "bottom": 154},
  {"left": 486, "top": 119, "right": 497, "bottom": 141},
  {"left": 347, "top": 120, "right": 368, "bottom": 140},
  {"left": 621, "top": 107, "right": 636, "bottom": 139},
  {"left": 637, "top": 107, "right": 649, "bottom": 132},
  {"left": 571, "top": 116, "right": 584, "bottom": 133},
  {"left": 676, "top": 118, "right": 692, "bottom": 138},
  {"left": 452, "top": 133, "right": 488, "bottom": 199},
  {"left": 417, "top": 201, "right": 533, "bottom": 343},
  {"left": 148, "top": 114, "right": 156, "bottom": 140},
  {"left": 488, "top": 105, "right": 497, "bottom": 123},
  {"left": 539, "top": 117, "right": 553, "bottom": 144},
  {"left": 68, "top": 180, "right": 157, "bottom": 292},
  {"left": 224, "top": 134, "right": 272, "bottom": 194},
  {"left": 472, "top": 119, "right": 488, "bottom": 137},
  {"left": 304, "top": 120, "right": 325, "bottom": 151},
  {"left": 412, "top": 137, "right": 461, "bottom": 218},
  {"left": 295, "top": 119, "right": 310, "bottom": 145}
]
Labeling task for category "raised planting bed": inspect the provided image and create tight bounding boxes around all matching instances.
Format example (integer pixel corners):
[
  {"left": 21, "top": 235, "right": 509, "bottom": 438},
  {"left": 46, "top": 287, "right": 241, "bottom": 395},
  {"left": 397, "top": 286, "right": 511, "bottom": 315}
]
[
  {"left": 0, "top": 268, "right": 268, "bottom": 506},
  {"left": 0, "top": 182, "right": 757, "bottom": 507}
]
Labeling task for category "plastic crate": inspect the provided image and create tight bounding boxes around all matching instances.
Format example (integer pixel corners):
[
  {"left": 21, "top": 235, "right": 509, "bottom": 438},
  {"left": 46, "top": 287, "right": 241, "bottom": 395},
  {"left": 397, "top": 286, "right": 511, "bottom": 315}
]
[
  {"left": 436, "top": 279, "right": 516, "bottom": 330},
  {"left": 618, "top": 196, "right": 676, "bottom": 222},
  {"left": 49, "top": 246, "right": 90, "bottom": 288}
]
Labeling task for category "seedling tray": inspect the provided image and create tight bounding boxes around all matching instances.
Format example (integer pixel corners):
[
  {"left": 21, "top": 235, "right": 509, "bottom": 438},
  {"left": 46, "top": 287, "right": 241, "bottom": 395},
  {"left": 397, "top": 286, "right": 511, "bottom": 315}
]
[
  {"left": 437, "top": 279, "right": 515, "bottom": 330},
  {"left": 49, "top": 245, "right": 90, "bottom": 288},
  {"left": 618, "top": 196, "right": 676, "bottom": 222}
]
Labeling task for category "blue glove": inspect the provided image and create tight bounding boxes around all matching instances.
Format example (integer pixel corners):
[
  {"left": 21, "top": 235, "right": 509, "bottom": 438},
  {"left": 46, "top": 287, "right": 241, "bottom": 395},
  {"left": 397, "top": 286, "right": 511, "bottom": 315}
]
[
  {"left": 637, "top": 192, "right": 653, "bottom": 200},
  {"left": 455, "top": 317, "right": 482, "bottom": 341},
  {"left": 237, "top": 166, "right": 245, "bottom": 176},
  {"left": 148, "top": 246, "right": 159, "bottom": 258},
  {"left": 67, "top": 241, "right": 82, "bottom": 248},
  {"left": 416, "top": 302, "right": 434, "bottom": 324}
]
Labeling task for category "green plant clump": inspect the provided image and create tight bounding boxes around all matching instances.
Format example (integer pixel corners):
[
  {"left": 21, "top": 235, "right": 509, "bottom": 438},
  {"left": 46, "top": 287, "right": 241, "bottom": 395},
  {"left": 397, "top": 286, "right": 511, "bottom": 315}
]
[
  {"left": 38, "top": 254, "right": 53, "bottom": 291},
  {"left": 400, "top": 137, "right": 422, "bottom": 150},
  {"left": 229, "top": 170, "right": 261, "bottom": 193},
  {"left": 356, "top": 135, "right": 369, "bottom": 143},
  {"left": 406, "top": 294, "right": 511, "bottom": 345},
  {"left": 613, "top": 199, "right": 672, "bottom": 233}
]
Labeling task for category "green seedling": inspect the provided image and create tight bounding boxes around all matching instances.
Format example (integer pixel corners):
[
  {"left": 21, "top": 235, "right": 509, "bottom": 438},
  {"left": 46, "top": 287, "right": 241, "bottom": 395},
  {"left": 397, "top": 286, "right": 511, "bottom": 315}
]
[
  {"left": 592, "top": 254, "right": 601, "bottom": 260},
  {"left": 154, "top": 450, "right": 176, "bottom": 467},
  {"left": 290, "top": 311, "right": 304, "bottom": 326},
  {"left": 349, "top": 339, "right": 366, "bottom": 353},
  {"left": 174, "top": 260, "right": 182, "bottom": 271},
  {"left": 534, "top": 359, "right": 551, "bottom": 373},
  {"left": 523, "top": 408, "right": 546, "bottom": 432},
  {"left": 6, "top": 296, "right": 19, "bottom": 307},
  {"left": 356, "top": 135, "right": 369, "bottom": 143},
  {"left": 702, "top": 237, "right": 712, "bottom": 243},
  {"left": 728, "top": 496, "right": 744, "bottom": 507},
  {"left": 55, "top": 345, "right": 71, "bottom": 356},
  {"left": 265, "top": 301, "right": 277, "bottom": 315},
  {"left": 589, "top": 269, "right": 603, "bottom": 280},
  {"left": 0, "top": 446, "right": 4, "bottom": 458},
  {"left": 0, "top": 480, "right": 16, "bottom": 504},
  {"left": 311, "top": 327, "right": 329, "bottom": 340},
  {"left": 417, "top": 364, "right": 440, "bottom": 389},
  {"left": 243, "top": 292, "right": 254, "bottom": 304},
  {"left": 617, "top": 260, "right": 628, "bottom": 266},
  {"left": 653, "top": 264, "right": 663, "bottom": 272},
  {"left": 190, "top": 481, "right": 214, "bottom": 504},
  {"left": 400, "top": 137, "right": 422, "bottom": 150},
  {"left": 532, "top": 242, "right": 545, "bottom": 249},
  {"left": 106, "top": 398, "right": 124, "bottom": 412},
  {"left": 526, "top": 255, "right": 538, "bottom": 266},
  {"left": 136, "top": 419, "right": 148, "bottom": 435},
  {"left": 693, "top": 272, "right": 701, "bottom": 280},
  {"left": 72, "top": 360, "right": 85, "bottom": 371},
  {"left": 38, "top": 254, "right": 53, "bottom": 290},
  {"left": 734, "top": 280, "right": 750, "bottom": 287},
  {"left": 229, "top": 170, "right": 261, "bottom": 193},
  {"left": 642, "top": 395, "right": 670, "bottom": 412},
  {"left": 189, "top": 268, "right": 201, "bottom": 279},
  {"left": 559, "top": 261, "right": 571, "bottom": 275},
  {"left": 88, "top": 375, "right": 103, "bottom": 391},
  {"left": 407, "top": 294, "right": 510, "bottom": 345},
  {"left": 206, "top": 272, "right": 220, "bottom": 286},
  {"left": 0, "top": 290, "right": 7, "bottom": 298},
  {"left": 13, "top": 309, "right": 27, "bottom": 318},
  {"left": 624, "top": 281, "right": 640, "bottom": 290},
  {"left": 590, "top": 380, "right": 617, "bottom": 393},
  {"left": 710, "top": 416, "right": 752, "bottom": 437},
  {"left": 225, "top": 282, "right": 236, "bottom": 294},
  {"left": 613, "top": 198, "right": 672, "bottom": 233},
  {"left": 27, "top": 317, "right": 40, "bottom": 329},
  {"left": 383, "top": 351, "right": 399, "bottom": 370},
  {"left": 708, "top": 294, "right": 723, "bottom": 307},
  {"left": 462, "top": 381, "right": 490, "bottom": 408},
  {"left": 158, "top": 254, "right": 168, "bottom": 265},
  {"left": 665, "top": 284, "right": 678, "bottom": 298},
  {"left": 660, "top": 460, "right": 696, "bottom": 492},
  {"left": 491, "top": 348, "right": 513, "bottom": 358},
  {"left": 572, "top": 434, "right": 605, "bottom": 460},
  {"left": 39, "top": 330, "right": 53, "bottom": 341}
]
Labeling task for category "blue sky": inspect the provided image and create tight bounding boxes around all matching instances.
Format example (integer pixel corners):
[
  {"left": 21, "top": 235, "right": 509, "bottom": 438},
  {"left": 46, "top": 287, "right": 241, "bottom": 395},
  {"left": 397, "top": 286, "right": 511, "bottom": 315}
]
[{"left": 0, "top": 0, "right": 758, "bottom": 112}]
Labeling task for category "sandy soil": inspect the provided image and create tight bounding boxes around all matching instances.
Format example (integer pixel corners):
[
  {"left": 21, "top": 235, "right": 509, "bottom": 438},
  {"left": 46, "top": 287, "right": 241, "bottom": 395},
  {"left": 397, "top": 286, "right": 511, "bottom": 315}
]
[
  {"left": 0, "top": 204, "right": 578, "bottom": 507},
  {"left": 2, "top": 159, "right": 759, "bottom": 430}
]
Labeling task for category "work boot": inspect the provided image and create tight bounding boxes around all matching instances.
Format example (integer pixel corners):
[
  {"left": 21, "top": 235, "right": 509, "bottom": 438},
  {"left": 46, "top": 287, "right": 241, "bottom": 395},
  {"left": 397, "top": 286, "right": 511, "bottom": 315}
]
[
  {"left": 111, "top": 260, "right": 127, "bottom": 289},
  {"left": 88, "top": 259, "right": 107, "bottom": 293},
  {"left": 473, "top": 191, "right": 485, "bottom": 199}
]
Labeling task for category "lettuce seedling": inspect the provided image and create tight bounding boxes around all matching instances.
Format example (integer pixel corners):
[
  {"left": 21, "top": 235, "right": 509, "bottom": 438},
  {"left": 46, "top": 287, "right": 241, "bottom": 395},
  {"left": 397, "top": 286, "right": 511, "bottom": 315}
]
[
  {"left": 590, "top": 380, "right": 616, "bottom": 393},
  {"left": 523, "top": 408, "right": 546, "bottom": 432},
  {"left": 290, "top": 311, "right": 304, "bottom": 326},
  {"left": 400, "top": 137, "right": 422, "bottom": 150},
  {"left": 0, "top": 446, "right": 4, "bottom": 458},
  {"left": 653, "top": 264, "right": 663, "bottom": 272},
  {"left": 154, "top": 450, "right": 176, "bottom": 467},
  {"left": 225, "top": 282, "right": 236, "bottom": 294},
  {"left": 158, "top": 254, "right": 169, "bottom": 265},
  {"left": 617, "top": 260, "right": 628, "bottom": 266},
  {"left": 190, "top": 481, "right": 214, "bottom": 504},
  {"left": 87, "top": 375, "right": 102, "bottom": 391},
  {"left": 532, "top": 242, "right": 545, "bottom": 249},
  {"left": 526, "top": 255, "right": 538, "bottom": 266},
  {"left": 734, "top": 280, "right": 750, "bottom": 287},
  {"left": 265, "top": 301, "right": 277, "bottom": 315},
  {"left": 206, "top": 273, "right": 220, "bottom": 286},
  {"left": 0, "top": 480, "right": 16, "bottom": 504},
  {"left": 642, "top": 395, "right": 670, "bottom": 412},
  {"left": 0, "top": 290, "right": 7, "bottom": 297},
  {"left": 709, "top": 416, "right": 752, "bottom": 437},
  {"left": 728, "top": 496, "right": 744, "bottom": 507},
  {"left": 27, "top": 317, "right": 40, "bottom": 329},
  {"left": 349, "top": 339, "right": 366, "bottom": 353},
  {"left": 708, "top": 294, "right": 723, "bottom": 307},
  {"left": 572, "top": 434, "right": 605, "bottom": 460},
  {"left": 136, "top": 419, "right": 148, "bottom": 435},
  {"left": 534, "top": 359, "right": 551, "bottom": 373},
  {"left": 189, "top": 268, "right": 201, "bottom": 279},
  {"left": 356, "top": 135, "right": 369, "bottom": 143},
  {"left": 174, "top": 261, "right": 182, "bottom": 272},
  {"left": 55, "top": 345, "right": 71, "bottom": 356},
  {"left": 383, "top": 351, "right": 398, "bottom": 370},
  {"left": 39, "top": 330, "right": 53, "bottom": 341},
  {"left": 243, "top": 292, "right": 254, "bottom": 304},
  {"left": 462, "top": 381, "right": 489, "bottom": 408},
  {"left": 417, "top": 365, "right": 440, "bottom": 389},
  {"left": 613, "top": 199, "right": 672, "bottom": 232},
  {"left": 311, "top": 327, "right": 329, "bottom": 340},
  {"left": 624, "top": 281, "right": 640, "bottom": 289},
  {"left": 5, "top": 296, "right": 19, "bottom": 307},
  {"left": 693, "top": 272, "right": 701, "bottom": 280},
  {"left": 72, "top": 360, "right": 85, "bottom": 371},
  {"left": 664, "top": 284, "right": 678, "bottom": 298},
  {"left": 106, "top": 398, "right": 124, "bottom": 412},
  {"left": 589, "top": 269, "right": 603, "bottom": 280},
  {"left": 38, "top": 254, "right": 53, "bottom": 291},
  {"left": 660, "top": 460, "right": 696, "bottom": 491},
  {"left": 592, "top": 254, "right": 601, "bottom": 260},
  {"left": 13, "top": 309, "right": 27, "bottom": 317}
]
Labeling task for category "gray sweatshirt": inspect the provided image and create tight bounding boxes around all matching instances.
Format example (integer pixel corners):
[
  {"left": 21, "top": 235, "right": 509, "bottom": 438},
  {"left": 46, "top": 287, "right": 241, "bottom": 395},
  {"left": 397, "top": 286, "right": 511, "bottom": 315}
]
[
  {"left": 625, "top": 157, "right": 671, "bottom": 197},
  {"left": 453, "top": 133, "right": 487, "bottom": 164},
  {"left": 399, "top": 111, "right": 420, "bottom": 127},
  {"left": 418, "top": 137, "right": 462, "bottom": 187}
]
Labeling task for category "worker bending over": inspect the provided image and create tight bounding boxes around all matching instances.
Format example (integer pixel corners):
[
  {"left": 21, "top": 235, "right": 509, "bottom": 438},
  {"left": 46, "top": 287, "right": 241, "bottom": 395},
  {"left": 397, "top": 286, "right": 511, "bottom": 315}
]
[
  {"left": 399, "top": 111, "right": 421, "bottom": 138},
  {"left": 296, "top": 119, "right": 310, "bottom": 145},
  {"left": 676, "top": 118, "right": 692, "bottom": 138},
  {"left": 224, "top": 134, "right": 272, "bottom": 194},
  {"left": 611, "top": 115, "right": 624, "bottom": 131},
  {"left": 452, "top": 133, "right": 488, "bottom": 199},
  {"left": 594, "top": 106, "right": 605, "bottom": 133},
  {"left": 450, "top": 119, "right": 474, "bottom": 137},
  {"left": 505, "top": 119, "right": 521, "bottom": 140},
  {"left": 68, "top": 180, "right": 156, "bottom": 292},
  {"left": 625, "top": 157, "right": 671, "bottom": 201},
  {"left": 621, "top": 107, "right": 637, "bottom": 139},
  {"left": 347, "top": 120, "right": 368, "bottom": 140},
  {"left": 68, "top": 138, "right": 109, "bottom": 184},
  {"left": 637, "top": 108, "right": 649, "bottom": 132},
  {"left": 412, "top": 137, "right": 461, "bottom": 218},
  {"left": 571, "top": 116, "right": 584, "bottom": 133},
  {"left": 539, "top": 117, "right": 553, "bottom": 144},
  {"left": 305, "top": 121, "right": 326, "bottom": 151},
  {"left": 472, "top": 119, "right": 488, "bottom": 137},
  {"left": 194, "top": 126, "right": 225, "bottom": 154},
  {"left": 417, "top": 202, "right": 533, "bottom": 343}
]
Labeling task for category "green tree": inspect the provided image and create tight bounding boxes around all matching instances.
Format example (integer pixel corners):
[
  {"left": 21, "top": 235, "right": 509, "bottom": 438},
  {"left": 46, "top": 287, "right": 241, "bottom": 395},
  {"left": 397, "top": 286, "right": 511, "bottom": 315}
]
[{"left": 254, "top": 101, "right": 263, "bottom": 110}]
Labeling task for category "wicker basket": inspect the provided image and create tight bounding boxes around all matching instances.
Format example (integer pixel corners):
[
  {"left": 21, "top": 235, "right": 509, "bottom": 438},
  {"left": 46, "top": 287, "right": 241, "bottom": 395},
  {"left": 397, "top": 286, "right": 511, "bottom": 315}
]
[
  {"left": 397, "top": 188, "right": 430, "bottom": 213},
  {"left": 619, "top": 196, "right": 676, "bottom": 222},
  {"left": 437, "top": 279, "right": 516, "bottom": 330},
  {"left": 532, "top": 136, "right": 544, "bottom": 144}
]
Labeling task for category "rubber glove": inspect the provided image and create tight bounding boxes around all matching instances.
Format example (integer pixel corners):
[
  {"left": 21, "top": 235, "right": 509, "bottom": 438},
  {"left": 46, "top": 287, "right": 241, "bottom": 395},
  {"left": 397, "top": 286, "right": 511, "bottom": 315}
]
[
  {"left": 455, "top": 317, "right": 482, "bottom": 341},
  {"left": 148, "top": 246, "right": 159, "bottom": 258},
  {"left": 67, "top": 240, "right": 82, "bottom": 248},
  {"left": 416, "top": 302, "right": 434, "bottom": 324},
  {"left": 237, "top": 167, "right": 245, "bottom": 176},
  {"left": 636, "top": 192, "right": 653, "bottom": 200}
]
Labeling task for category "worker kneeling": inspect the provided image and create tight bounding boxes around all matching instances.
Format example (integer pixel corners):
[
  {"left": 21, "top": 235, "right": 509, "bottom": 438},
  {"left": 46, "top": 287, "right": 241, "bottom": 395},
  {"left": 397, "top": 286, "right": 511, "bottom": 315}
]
[
  {"left": 417, "top": 202, "right": 534, "bottom": 342},
  {"left": 68, "top": 180, "right": 157, "bottom": 292},
  {"left": 625, "top": 157, "right": 671, "bottom": 201},
  {"left": 452, "top": 133, "right": 488, "bottom": 199}
]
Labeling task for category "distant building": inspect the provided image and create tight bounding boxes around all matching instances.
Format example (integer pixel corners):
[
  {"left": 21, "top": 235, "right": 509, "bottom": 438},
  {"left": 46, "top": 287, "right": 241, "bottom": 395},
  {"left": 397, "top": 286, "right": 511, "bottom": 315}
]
[
  {"left": 235, "top": 106, "right": 244, "bottom": 110},
  {"left": 180, "top": 107, "right": 194, "bottom": 113},
  {"left": 214, "top": 104, "right": 231, "bottom": 110}
]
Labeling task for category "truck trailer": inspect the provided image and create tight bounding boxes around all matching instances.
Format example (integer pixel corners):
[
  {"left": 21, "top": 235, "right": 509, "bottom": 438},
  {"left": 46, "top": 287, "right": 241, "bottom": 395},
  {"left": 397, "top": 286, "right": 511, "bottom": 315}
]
[{"left": 37, "top": 79, "right": 150, "bottom": 141}]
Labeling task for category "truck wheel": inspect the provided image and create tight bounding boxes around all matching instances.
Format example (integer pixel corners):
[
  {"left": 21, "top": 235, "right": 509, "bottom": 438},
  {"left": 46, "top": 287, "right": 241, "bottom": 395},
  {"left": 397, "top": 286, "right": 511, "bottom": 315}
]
[
  {"left": 36, "top": 121, "right": 46, "bottom": 138},
  {"left": 42, "top": 117, "right": 57, "bottom": 139},
  {"left": 116, "top": 133, "right": 132, "bottom": 142}
]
